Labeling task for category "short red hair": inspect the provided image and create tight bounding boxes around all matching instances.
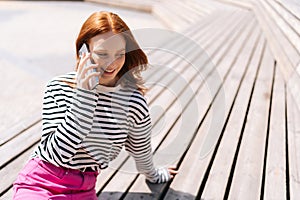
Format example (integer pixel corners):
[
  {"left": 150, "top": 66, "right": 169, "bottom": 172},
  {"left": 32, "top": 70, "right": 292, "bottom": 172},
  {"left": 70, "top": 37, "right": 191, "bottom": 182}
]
[{"left": 75, "top": 11, "right": 148, "bottom": 95}]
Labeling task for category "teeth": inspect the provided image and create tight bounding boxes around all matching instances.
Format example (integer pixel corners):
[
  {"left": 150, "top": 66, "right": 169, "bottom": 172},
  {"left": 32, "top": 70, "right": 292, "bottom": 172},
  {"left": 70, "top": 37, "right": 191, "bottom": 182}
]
[{"left": 105, "top": 69, "right": 114, "bottom": 73}]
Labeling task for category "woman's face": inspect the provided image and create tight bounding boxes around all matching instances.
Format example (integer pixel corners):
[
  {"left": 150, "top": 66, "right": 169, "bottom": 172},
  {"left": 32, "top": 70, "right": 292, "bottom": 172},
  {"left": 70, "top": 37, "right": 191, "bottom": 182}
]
[{"left": 89, "top": 31, "right": 126, "bottom": 87}]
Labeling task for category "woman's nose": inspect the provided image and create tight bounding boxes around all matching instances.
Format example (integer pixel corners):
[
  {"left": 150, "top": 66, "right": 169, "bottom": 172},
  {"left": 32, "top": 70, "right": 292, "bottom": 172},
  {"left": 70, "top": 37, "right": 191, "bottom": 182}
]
[{"left": 104, "top": 57, "right": 117, "bottom": 67}]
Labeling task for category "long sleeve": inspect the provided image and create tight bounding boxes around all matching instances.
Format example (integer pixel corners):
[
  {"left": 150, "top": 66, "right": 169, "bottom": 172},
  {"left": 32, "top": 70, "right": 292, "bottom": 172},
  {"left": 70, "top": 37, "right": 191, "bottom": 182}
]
[
  {"left": 125, "top": 93, "right": 171, "bottom": 183},
  {"left": 125, "top": 114, "right": 157, "bottom": 179},
  {"left": 39, "top": 80, "right": 98, "bottom": 165}
]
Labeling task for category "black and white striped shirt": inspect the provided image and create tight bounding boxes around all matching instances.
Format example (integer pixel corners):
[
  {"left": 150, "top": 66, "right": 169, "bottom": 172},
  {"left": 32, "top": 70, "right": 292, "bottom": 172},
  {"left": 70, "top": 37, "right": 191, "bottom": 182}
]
[{"left": 32, "top": 72, "right": 170, "bottom": 183}]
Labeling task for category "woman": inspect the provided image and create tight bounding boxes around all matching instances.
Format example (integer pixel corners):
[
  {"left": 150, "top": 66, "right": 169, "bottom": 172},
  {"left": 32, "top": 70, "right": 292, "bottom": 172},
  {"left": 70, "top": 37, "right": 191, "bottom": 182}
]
[{"left": 13, "top": 11, "right": 177, "bottom": 199}]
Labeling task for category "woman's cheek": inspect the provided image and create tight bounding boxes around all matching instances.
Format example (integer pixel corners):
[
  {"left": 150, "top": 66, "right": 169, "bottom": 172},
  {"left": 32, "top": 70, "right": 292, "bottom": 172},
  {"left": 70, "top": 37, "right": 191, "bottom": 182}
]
[{"left": 118, "top": 57, "right": 126, "bottom": 67}]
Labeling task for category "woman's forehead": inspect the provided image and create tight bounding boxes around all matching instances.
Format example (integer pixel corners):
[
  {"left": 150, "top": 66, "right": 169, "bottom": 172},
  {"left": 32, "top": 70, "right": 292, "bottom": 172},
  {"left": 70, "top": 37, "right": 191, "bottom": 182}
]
[{"left": 90, "top": 31, "right": 126, "bottom": 51}]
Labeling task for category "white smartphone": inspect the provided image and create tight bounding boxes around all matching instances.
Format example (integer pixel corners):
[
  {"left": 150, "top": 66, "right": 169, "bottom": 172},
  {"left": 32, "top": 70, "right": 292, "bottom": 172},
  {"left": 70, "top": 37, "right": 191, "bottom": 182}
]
[{"left": 79, "top": 43, "right": 99, "bottom": 90}]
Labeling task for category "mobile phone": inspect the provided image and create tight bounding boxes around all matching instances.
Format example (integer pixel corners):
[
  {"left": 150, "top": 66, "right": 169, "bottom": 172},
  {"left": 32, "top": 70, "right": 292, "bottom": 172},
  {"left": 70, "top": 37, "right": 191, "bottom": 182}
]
[{"left": 79, "top": 43, "right": 99, "bottom": 90}]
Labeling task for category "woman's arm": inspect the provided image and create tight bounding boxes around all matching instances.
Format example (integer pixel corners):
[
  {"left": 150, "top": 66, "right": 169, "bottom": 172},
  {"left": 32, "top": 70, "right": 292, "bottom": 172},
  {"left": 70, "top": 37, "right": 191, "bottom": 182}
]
[
  {"left": 40, "top": 80, "right": 98, "bottom": 164},
  {"left": 125, "top": 93, "right": 172, "bottom": 183}
]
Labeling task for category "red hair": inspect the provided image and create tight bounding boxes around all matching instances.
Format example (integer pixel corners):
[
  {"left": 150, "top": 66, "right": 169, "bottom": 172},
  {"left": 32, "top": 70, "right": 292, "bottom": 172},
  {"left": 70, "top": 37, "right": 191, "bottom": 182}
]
[{"left": 75, "top": 11, "right": 148, "bottom": 95}]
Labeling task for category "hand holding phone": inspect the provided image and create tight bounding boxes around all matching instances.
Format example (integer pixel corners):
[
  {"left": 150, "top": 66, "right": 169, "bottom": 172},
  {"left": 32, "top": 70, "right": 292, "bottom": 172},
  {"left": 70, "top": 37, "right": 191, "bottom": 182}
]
[{"left": 77, "top": 44, "right": 100, "bottom": 90}]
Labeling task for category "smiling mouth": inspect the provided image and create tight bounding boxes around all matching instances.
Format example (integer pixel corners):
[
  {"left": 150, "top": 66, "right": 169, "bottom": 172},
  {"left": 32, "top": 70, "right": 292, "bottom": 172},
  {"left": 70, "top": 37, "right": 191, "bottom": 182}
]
[
  {"left": 101, "top": 68, "right": 115, "bottom": 75},
  {"left": 105, "top": 69, "right": 114, "bottom": 73}
]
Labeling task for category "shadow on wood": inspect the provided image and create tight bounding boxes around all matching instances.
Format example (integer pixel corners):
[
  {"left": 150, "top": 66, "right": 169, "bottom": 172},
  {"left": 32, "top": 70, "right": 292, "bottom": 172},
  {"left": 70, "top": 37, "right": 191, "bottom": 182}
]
[{"left": 98, "top": 181, "right": 196, "bottom": 200}]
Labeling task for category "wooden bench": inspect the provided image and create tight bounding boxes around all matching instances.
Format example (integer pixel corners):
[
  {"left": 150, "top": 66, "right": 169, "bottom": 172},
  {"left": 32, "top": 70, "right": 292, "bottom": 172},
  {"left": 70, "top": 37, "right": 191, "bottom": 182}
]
[
  {"left": 215, "top": 1, "right": 300, "bottom": 198},
  {"left": 152, "top": 0, "right": 236, "bottom": 31},
  {"left": 254, "top": 0, "right": 300, "bottom": 112},
  {"left": 85, "top": 0, "right": 155, "bottom": 12},
  {"left": 252, "top": 2, "right": 300, "bottom": 198},
  {"left": 214, "top": 0, "right": 254, "bottom": 9},
  {"left": 1, "top": 1, "right": 300, "bottom": 200},
  {"left": 86, "top": 0, "right": 238, "bottom": 31},
  {"left": 217, "top": 0, "right": 300, "bottom": 111}
]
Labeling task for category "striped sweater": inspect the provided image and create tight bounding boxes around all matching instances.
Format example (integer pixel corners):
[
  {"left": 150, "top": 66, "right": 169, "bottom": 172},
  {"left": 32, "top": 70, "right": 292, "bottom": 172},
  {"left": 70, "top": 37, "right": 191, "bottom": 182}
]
[{"left": 32, "top": 72, "right": 170, "bottom": 183}]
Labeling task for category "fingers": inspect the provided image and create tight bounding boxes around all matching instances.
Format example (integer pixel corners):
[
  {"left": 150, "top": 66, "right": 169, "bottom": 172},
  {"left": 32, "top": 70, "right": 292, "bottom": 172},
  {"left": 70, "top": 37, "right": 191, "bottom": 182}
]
[
  {"left": 78, "top": 53, "right": 92, "bottom": 75},
  {"left": 168, "top": 169, "right": 178, "bottom": 174},
  {"left": 79, "top": 71, "right": 101, "bottom": 90},
  {"left": 168, "top": 166, "right": 178, "bottom": 179},
  {"left": 81, "top": 63, "right": 99, "bottom": 77},
  {"left": 84, "top": 71, "right": 101, "bottom": 81},
  {"left": 168, "top": 165, "right": 177, "bottom": 170},
  {"left": 77, "top": 53, "right": 101, "bottom": 90}
]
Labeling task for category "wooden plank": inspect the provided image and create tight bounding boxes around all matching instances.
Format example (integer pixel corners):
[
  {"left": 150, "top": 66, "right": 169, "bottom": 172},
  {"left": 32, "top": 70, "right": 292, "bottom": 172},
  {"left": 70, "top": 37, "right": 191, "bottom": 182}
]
[
  {"left": 187, "top": 0, "right": 215, "bottom": 15},
  {"left": 1, "top": 188, "right": 13, "bottom": 200},
  {"left": 143, "top": 11, "right": 248, "bottom": 115},
  {"left": 152, "top": 0, "right": 237, "bottom": 31},
  {"left": 0, "top": 112, "right": 40, "bottom": 147},
  {"left": 264, "top": 0, "right": 300, "bottom": 58},
  {"left": 263, "top": 63, "right": 287, "bottom": 199},
  {"left": 146, "top": 11, "right": 245, "bottom": 104},
  {"left": 163, "top": 17, "right": 261, "bottom": 200},
  {"left": 286, "top": 70, "right": 300, "bottom": 112},
  {"left": 85, "top": 0, "right": 152, "bottom": 12},
  {"left": 0, "top": 145, "right": 37, "bottom": 197},
  {"left": 0, "top": 59, "right": 43, "bottom": 145},
  {"left": 166, "top": 1, "right": 198, "bottom": 24},
  {"left": 270, "top": 0, "right": 300, "bottom": 41},
  {"left": 144, "top": 10, "right": 233, "bottom": 82},
  {"left": 276, "top": 0, "right": 300, "bottom": 21},
  {"left": 0, "top": 122, "right": 41, "bottom": 168},
  {"left": 97, "top": 10, "right": 252, "bottom": 200},
  {"left": 176, "top": 1, "right": 207, "bottom": 22},
  {"left": 145, "top": 8, "right": 246, "bottom": 155},
  {"left": 200, "top": 28, "right": 265, "bottom": 200},
  {"left": 254, "top": 0, "right": 295, "bottom": 80},
  {"left": 152, "top": 3, "right": 189, "bottom": 31},
  {"left": 209, "top": 11, "right": 254, "bottom": 63},
  {"left": 254, "top": 0, "right": 300, "bottom": 114},
  {"left": 196, "top": 0, "right": 240, "bottom": 12},
  {"left": 126, "top": 13, "right": 257, "bottom": 200},
  {"left": 286, "top": 87, "right": 300, "bottom": 199},
  {"left": 165, "top": 20, "right": 260, "bottom": 200},
  {"left": 143, "top": 14, "right": 225, "bottom": 96},
  {"left": 215, "top": 0, "right": 254, "bottom": 10},
  {"left": 227, "top": 40, "right": 275, "bottom": 200},
  {"left": 185, "top": 1, "right": 210, "bottom": 17}
]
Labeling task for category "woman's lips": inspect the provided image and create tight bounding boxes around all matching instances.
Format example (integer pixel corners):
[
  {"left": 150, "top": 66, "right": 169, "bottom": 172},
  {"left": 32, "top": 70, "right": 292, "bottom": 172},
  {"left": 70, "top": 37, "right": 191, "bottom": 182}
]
[{"left": 103, "top": 68, "right": 115, "bottom": 75}]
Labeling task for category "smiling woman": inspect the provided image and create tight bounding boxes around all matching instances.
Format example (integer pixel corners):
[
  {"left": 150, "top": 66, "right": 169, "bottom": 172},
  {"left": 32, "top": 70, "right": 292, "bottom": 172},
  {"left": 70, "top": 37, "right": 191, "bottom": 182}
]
[{"left": 12, "top": 11, "right": 177, "bottom": 200}]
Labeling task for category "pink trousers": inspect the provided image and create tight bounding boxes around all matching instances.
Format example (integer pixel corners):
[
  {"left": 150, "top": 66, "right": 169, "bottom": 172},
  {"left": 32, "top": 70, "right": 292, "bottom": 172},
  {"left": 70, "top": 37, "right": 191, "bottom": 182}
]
[{"left": 13, "top": 157, "right": 99, "bottom": 200}]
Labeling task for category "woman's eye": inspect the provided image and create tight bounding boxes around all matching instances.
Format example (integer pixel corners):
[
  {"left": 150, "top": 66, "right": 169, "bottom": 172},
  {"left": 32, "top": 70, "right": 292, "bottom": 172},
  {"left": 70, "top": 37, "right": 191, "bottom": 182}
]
[
  {"left": 96, "top": 53, "right": 108, "bottom": 57},
  {"left": 94, "top": 53, "right": 124, "bottom": 59}
]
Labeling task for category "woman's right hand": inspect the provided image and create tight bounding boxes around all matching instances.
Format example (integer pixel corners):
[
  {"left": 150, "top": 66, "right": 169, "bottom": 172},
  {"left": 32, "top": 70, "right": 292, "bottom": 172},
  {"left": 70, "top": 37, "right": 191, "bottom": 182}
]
[
  {"left": 76, "top": 52, "right": 100, "bottom": 90},
  {"left": 168, "top": 166, "right": 178, "bottom": 179},
  {"left": 151, "top": 166, "right": 178, "bottom": 183}
]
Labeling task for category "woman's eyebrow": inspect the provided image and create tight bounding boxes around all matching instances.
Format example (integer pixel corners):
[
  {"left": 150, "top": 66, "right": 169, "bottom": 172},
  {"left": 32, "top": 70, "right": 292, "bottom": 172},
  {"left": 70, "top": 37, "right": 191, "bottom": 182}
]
[{"left": 93, "top": 48, "right": 125, "bottom": 52}]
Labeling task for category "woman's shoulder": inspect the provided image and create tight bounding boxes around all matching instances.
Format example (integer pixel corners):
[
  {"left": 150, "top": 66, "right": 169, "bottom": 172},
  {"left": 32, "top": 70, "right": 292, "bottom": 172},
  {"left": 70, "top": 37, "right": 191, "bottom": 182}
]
[
  {"left": 122, "top": 85, "right": 149, "bottom": 117},
  {"left": 47, "top": 72, "right": 76, "bottom": 89},
  {"left": 43, "top": 72, "right": 77, "bottom": 106},
  {"left": 121, "top": 85, "right": 146, "bottom": 103}
]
